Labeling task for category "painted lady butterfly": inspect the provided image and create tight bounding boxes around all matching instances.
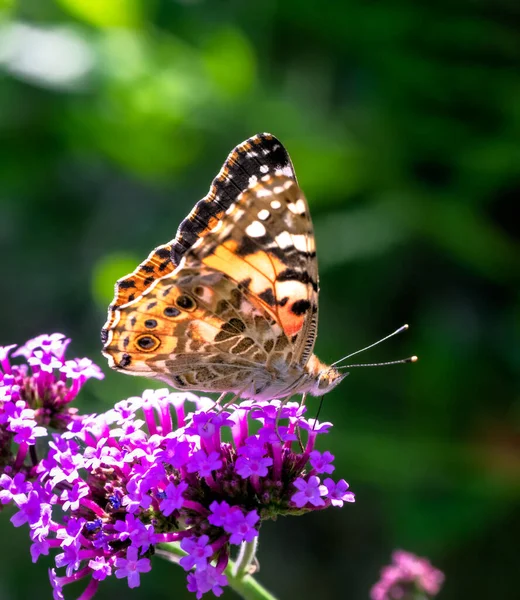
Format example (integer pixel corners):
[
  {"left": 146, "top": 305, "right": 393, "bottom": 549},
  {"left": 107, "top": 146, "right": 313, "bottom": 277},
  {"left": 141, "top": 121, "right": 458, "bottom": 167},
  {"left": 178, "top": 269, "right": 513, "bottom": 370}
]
[{"left": 101, "top": 133, "right": 345, "bottom": 401}]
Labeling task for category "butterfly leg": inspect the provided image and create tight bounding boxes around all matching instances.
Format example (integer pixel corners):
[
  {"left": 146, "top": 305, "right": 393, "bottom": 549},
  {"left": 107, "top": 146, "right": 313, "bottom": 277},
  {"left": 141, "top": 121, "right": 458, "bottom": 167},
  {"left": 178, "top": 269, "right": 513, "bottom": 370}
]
[
  {"left": 220, "top": 389, "right": 246, "bottom": 412},
  {"left": 273, "top": 396, "right": 293, "bottom": 442},
  {"left": 203, "top": 389, "right": 245, "bottom": 432},
  {"left": 211, "top": 392, "right": 229, "bottom": 413},
  {"left": 201, "top": 392, "right": 230, "bottom": 433},
  {"left": 293, "top": 392, "right": 307, "bottom": 448}
]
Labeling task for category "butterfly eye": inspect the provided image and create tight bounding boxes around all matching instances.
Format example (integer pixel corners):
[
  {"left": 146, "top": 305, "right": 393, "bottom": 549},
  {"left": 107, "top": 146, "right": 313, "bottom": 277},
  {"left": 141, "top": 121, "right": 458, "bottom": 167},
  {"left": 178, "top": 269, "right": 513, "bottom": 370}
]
[
  {"left": 135, "top": 334, "right": 161, "bottom": 352},
  {"left": 176, "top": 294, "right": 197, "bottom": 312}
]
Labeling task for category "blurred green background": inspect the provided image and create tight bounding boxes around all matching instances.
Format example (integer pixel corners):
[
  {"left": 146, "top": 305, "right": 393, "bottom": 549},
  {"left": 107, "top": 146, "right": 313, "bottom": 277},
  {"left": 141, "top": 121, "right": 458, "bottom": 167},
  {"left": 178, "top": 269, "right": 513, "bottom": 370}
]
[{"left": 1, "top": 1, "right": 519, "bottom": 598}]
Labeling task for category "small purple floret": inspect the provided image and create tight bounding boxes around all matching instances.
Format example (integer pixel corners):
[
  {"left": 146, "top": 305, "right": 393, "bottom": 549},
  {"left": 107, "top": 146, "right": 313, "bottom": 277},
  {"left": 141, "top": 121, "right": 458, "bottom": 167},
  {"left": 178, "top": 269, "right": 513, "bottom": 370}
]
[
  {"left": 187, "top": 565, "right": 228, "bottom": 599},
  {"left": 291, "top": 476, "right": 328, "bottom": 508},
  {"left": 309, "top": 450, "right": 335, "bottom": 474},
  {"left": 324, "top": 478, "right": 355, "bottom": 506},
  {"left": 115, "top": 546, "right": 151, "bottom": 588},
  {"left": 180, "top": 535, "right": 214, "bottom": 571}
]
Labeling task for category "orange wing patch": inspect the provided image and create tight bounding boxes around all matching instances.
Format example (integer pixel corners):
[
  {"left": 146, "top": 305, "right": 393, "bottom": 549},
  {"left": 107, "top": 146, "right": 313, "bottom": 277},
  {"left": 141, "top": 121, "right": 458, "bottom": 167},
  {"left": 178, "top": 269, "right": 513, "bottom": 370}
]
[
  {"left": 103, "top": 243, "right": 175, "bottom": 334},
  {"left": 202, "top": 242, "right": 309, "bottom": 339}
]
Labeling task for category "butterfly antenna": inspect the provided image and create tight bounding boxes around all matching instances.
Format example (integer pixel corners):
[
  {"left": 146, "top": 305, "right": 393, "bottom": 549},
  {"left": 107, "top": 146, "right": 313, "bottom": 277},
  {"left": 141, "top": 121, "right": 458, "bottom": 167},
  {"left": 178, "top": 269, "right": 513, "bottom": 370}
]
[
  {"left": 338, "top": 356, "right": 418, "bottom": 369},
  {"left": 330, "top": 324, "right": 411, "bottom": 368}
]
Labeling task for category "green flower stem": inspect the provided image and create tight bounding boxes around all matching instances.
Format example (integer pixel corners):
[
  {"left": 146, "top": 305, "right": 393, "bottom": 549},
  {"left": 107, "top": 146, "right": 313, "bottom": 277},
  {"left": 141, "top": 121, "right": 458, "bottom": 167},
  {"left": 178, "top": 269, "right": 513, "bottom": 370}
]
[
  {"left": 233, "top": 538, "right": 258, "bottom": 578},
  {"left": 228, "top": 570, "right": 278, "bottom": 600},
  {"left": 158, "top": 541, "right": 278, "bottom": 600}
]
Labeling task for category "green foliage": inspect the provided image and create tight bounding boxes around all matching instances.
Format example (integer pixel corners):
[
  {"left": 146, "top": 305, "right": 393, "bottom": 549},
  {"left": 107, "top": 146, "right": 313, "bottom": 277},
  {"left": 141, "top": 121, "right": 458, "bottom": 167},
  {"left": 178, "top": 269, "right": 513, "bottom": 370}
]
[{"left": 0, "top": 0, "right": 519, "bottom": 598}]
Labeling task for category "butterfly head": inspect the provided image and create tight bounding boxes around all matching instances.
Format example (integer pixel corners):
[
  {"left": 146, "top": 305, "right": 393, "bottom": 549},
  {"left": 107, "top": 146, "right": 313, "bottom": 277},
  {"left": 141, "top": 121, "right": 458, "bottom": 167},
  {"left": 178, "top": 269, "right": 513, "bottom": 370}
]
[
  {"left": 315, "top": 366, "right": 346, "bottom": 396},
  {"left": 306, "top": 355, "right": 347, "bottom": 397}
]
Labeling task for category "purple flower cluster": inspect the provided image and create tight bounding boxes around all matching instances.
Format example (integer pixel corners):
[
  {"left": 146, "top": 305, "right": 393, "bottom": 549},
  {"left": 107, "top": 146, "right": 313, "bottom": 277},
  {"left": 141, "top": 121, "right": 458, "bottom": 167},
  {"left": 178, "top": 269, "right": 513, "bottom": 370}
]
[
  {"left": 1, "top": 334, "right": 354, "bottom": 600},
  {"left": 371, "top": 550, "right": 444, "bottom": 600},
  {"left": 0, "top": 335, "right": 103, "bottom": 487}
]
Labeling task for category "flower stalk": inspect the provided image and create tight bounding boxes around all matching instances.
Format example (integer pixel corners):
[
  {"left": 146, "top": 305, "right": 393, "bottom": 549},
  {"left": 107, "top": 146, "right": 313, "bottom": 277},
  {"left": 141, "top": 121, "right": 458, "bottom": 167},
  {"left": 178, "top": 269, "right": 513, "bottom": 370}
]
[
  {"left": 159, "top": 540, "right": 278, "bottom": 600},
  {"left": 233, "top": 538, "right": 258, "bottom": 579}
]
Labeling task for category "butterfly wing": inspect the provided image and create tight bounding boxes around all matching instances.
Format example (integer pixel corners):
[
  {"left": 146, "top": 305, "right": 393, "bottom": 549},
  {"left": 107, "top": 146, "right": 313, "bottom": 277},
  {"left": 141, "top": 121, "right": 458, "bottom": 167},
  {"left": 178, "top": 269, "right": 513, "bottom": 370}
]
[
  {"left": 102, "top": 264, "right": 289, "bottom": 396},
  {"left": 184, "top": 174, "right": 319, "bottom": 368},
  {"left": 102, "top": 133, "right": 295, "bottom": 337},
  {"left": 102, "top": 134, "right": 319, "bottom": 397}
]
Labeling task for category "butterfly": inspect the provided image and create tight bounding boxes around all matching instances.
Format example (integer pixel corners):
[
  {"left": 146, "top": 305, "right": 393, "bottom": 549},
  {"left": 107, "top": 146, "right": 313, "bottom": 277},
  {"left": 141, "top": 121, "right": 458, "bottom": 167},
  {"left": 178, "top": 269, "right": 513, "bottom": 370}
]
[{"left": 101, "top": 133, "right": 345, "bottom": 402}]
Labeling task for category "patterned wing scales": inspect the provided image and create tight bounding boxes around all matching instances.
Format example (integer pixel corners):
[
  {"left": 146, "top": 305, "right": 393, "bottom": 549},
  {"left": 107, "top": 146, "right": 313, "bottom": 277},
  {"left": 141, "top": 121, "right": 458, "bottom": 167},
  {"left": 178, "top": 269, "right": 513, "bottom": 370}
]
[
  {"left": 102, "top": 265, "right": 292, "bottom": 396},
  {"left": 102, "top": 133, "right": 319, "bottom": 398},
  {"left": 170, "top": 133, "right": 296, "bottom": 266},
  {"left": 102, "top": 133, "right": 294, "bottom": 338},
  {"left": 184, "top": 174, "right": 319, "bottom": 368}
]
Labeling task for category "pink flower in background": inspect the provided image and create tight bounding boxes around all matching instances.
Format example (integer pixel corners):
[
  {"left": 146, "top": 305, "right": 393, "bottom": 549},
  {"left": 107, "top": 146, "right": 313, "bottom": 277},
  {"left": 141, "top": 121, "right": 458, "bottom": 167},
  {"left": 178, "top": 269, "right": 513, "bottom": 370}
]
[{"left": 371, "top": 550, "right": 444, "bottom": 600}]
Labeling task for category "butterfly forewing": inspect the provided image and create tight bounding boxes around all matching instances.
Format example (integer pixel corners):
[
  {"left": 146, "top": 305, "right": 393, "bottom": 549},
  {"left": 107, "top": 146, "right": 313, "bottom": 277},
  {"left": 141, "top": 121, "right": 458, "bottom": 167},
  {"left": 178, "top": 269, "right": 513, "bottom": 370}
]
[
  {"left": 185, "top": 175, "right": 319, "bottom": 367},
  {"left": 102, "top": 134, "right": 295, "bottom": 337}
]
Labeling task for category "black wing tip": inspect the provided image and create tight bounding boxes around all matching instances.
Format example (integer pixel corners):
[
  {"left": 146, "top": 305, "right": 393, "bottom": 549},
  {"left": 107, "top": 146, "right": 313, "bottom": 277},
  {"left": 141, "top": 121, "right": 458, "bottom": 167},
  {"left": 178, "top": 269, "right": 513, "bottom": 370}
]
[{"left": 170, "top": 133, "right": 296, "bottom": 266}]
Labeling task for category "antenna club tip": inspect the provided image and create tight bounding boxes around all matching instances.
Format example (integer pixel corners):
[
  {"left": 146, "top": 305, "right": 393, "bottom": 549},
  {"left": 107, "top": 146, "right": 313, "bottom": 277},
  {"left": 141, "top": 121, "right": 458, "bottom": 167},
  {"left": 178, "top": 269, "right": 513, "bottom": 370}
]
[
  {"left": 403, "top": 324, "right": 409, "bottom": 330},
  {"left": 411, "top": 355, "right": 418, "bottom": 363}
]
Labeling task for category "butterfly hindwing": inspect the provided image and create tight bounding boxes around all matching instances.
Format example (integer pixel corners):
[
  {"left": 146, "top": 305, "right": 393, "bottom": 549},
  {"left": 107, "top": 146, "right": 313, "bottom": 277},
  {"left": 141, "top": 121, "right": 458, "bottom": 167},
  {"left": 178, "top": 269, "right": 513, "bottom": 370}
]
[{"left": 102, "top": 264, "right": 294, "bottom": 396}]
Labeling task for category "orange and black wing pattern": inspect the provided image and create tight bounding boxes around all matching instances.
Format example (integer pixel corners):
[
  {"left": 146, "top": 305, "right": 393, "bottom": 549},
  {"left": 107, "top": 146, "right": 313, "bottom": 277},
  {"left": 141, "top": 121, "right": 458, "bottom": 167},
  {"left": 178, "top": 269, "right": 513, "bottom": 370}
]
[
  {"left": 101, "top": 133, "right": 319, "bottom": 389},
  {"left": 183, "top": 175, "right": 319, "bottom": 368},
  {"left": 101, "top": 133, "right": 295, "bottom": 338}
]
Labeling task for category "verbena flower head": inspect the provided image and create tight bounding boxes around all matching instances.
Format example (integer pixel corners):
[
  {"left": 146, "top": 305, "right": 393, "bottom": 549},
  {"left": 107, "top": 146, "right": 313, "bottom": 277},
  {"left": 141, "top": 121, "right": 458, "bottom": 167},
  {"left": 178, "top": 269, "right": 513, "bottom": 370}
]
[
  {"left": 371, "top": 550, "right": 445, "bottom": 600},
  {"left": 0, "top": 335, "right": 103, "bottom": 485},
  {"left": 1, "top": 334, "right": 355, "bottom": 599}
]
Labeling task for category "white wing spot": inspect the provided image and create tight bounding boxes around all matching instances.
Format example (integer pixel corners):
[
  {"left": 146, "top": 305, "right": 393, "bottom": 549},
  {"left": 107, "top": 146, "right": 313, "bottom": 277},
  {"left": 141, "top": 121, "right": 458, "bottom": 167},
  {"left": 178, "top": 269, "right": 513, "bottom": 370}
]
[
  {"left": 271, "top": 200, "right": 282, "bottom": 209},
  {"left": 246, "top": 151, "right": 258, "bottom": 158},
  {"left": 260, "top": 164, "right": 269, "bottom": 173},
  {"left": 246, "top": 221, "right": 267, "bottom": 238},
  {"left": 248, "top": 175, "right": 258, "bottom": 187},
  {"left": 295, "top": 198, "right": 306, "bottom": 212},
  {"left": 275, "top": 231, "right": 293, "bottom": 249},
  {"left": 288, "top": 199, "right": 306, "bottom": 214},
  {"left": 258, "top": 209, "right": 270, "bottom": 221},
  {"left": 273, "top": 186, "right": 284, "bottom": 194},
  {"left": 225, "top": 203, "right": 236, "bottom": 215},
  {"left": 275, "top": 166, "right": 295, "bottom": 178},
  {"left": 292, "top": 234, "right": 309, "bottom": 252}
]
